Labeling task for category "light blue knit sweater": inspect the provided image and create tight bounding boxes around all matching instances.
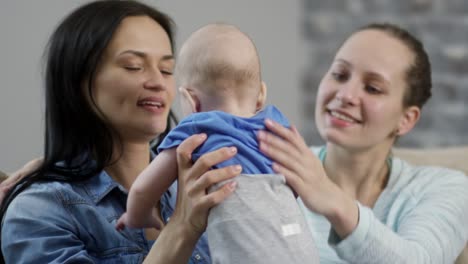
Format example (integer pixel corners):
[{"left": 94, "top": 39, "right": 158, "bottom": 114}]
[{"left": 299, "top": 146, "right": 468, "bottom": 264}]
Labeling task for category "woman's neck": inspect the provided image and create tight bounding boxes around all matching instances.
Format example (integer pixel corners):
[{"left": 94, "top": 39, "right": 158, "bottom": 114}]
[
  {"left": 324, "top": 143, "right": 392, "bottom": 207},
  {"left": 105, "top": 142, "right": 151, "bottom": 191}
]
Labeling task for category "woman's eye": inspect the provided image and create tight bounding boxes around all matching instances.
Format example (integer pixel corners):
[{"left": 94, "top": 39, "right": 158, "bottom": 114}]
[
  {"left": 365, "top": 85, "right": 381, "bottom": 94},
  {"left": 160, "top": 70, "right": 173, "bottom": 76},
  {"left": 124, "top": 66, "right": 141, "bottom": 71},
  {"left": 331, "top": 72, "right": 348, "bottom": 82}
]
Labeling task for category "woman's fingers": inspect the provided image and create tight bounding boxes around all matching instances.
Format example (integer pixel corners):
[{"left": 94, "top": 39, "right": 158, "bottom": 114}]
[
  {"left": 188, "top": 147, "right": 240, "bottom": 209},
  {"left": 259, "top": 121, "right": 308, "bottom": 156},
  {"left": 257, "top": 120, "right": 313, "bottom": 176},
  {"left": 264, "top": 119, "right": 307, "bottom": 151},
  {"left": 259, "top": 120, "right": 341, "bottom": 217},
  {"left": 176, "top": 134, "right": 207, "bottom": 169},
  {"left": 3, "top": 157, "right": 43, "bottom": 187},
  {"left": 190, "top": 165, "right": 241, "bottom": 197},
  {"left": 257, "top": 130, "right": 302, "bottom": 173},
  {"left": 0, "top": 184, "right": 12, "bottom": 205},
  {"left": 0, "top": 157, "right": 43, "bottom": 204},
  {"left": 115, "top": 213, "right": 127, "bottom": 231},
  {"left": 196, "top": 146, "right": 237, "bottom": 168},
  {"left": 199, "top": 180, "right": 237, "bottom": 209},
  {"left": 177, "top": 134, "right": 238, "bottom": 182},
  {"left": 173, "top": 134, "right": 240, "bottom": 235},
  {"left": 272, "top": 162, "right": 301, "bottom": 187}
]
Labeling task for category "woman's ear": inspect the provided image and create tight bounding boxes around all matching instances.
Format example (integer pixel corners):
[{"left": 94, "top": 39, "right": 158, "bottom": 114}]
[
  {"left": 179, "top": 87, "right": 200, "bottom": 116},
  {"left": 396, "top": 105, "right": 420, "bottom": 136},
  {"left": 256, "top": 81, "right": 267, "bottom": 112}
]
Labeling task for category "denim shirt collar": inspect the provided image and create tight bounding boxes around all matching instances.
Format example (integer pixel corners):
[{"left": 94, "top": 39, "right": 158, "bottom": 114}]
[{"left": 80, "top": 170, "right": 127, "bottom": 204}]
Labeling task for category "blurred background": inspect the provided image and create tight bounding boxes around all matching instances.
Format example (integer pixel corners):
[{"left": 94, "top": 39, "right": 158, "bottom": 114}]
[{"left": 1, "top": 0, "right": 466, "bottom": 173}]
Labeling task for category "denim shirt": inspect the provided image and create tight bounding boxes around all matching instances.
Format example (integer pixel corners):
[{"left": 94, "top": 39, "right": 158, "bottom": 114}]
[{"left": 1, "top": 169, "right": 211, "bottom": 264}]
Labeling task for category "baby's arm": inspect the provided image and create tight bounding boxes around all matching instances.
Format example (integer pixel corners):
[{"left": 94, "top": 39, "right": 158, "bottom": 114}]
[{"left": 118, "top": 148, "right": 178, "bottom": 229}]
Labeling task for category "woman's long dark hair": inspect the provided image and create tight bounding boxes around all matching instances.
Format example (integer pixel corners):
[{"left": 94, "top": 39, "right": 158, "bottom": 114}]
[{"left": 0, "top": 0, "right": 177, "bottom": 257}]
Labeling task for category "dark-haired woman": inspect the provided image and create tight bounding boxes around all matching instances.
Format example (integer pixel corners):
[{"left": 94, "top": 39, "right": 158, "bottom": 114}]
[
  {"left": 0, "top": 1, "right": 239, "bottom": 263},
  {"left": 257, "top": 23, "right": 468, "bottom": 263}
]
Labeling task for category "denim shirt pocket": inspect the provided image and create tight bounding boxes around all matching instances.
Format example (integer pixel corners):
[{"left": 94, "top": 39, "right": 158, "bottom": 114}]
[{"left": 63, "top": 194, "right": 149, "bottom": 262}]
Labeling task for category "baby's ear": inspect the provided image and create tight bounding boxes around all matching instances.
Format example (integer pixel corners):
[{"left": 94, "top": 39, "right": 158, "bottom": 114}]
[
  {"left": 256, "top": 81, "right": 267, "bottom": 112},
  {"left": 179, "top": 87, "right": 200, "bottom": 115}
]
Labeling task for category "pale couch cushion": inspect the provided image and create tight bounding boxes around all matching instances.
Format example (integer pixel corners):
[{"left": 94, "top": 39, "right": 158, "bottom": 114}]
[
  {"left": 393, "top": 147, "right": 468, "bottom": 175},
  {"left": 393, "top": 147, "right": 468, "bottom": 264}
]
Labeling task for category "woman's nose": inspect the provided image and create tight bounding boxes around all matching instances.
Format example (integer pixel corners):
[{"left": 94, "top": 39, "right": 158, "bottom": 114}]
[
  {"left": 143, "top": 68, "right": 165, "bottom": 91},
  {"left": 335, "top": 81, "right": 359, "bottom": 106}
]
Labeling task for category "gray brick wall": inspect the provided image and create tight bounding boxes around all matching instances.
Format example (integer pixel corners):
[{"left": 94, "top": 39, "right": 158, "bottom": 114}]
[{"left": 302, "top": 0, "right": 468, "bottom": 147}]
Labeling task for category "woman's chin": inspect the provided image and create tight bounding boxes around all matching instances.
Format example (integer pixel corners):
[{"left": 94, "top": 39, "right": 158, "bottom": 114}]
[
  {"left": 139, "top": 124, "right": 167, "bottom": 141},
  {"left": 321, "top": 130, "right": 351, "bottom": 147}
]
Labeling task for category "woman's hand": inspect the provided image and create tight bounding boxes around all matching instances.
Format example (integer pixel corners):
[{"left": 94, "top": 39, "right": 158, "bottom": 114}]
[
  {"left": 257, "top": 119, "right": 358, "bottom": 237},
  {"left": 173, "top": 133, "right": 240, "bottom": 237},
  {"left": 144, "top": 134, "right": 240, "bottom": 264},
  {"left": 257, "top": 120, "right": 332, "bottom": 214},
  {"left": 0, "top": 158, "right": 43, "bottom": 204}
]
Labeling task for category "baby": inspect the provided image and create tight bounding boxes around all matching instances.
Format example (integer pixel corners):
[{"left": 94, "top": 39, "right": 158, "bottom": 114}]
[{"left": 118, "top": 23, "right": 318, "bottom": 264}]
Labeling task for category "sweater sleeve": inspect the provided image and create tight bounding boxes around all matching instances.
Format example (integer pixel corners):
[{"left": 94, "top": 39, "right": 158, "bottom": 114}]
[{"left": 329, "top": 169, "right": 468, "bottom": 264}]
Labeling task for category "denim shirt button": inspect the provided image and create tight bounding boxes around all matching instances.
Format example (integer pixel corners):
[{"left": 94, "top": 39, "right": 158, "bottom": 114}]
[{"left": 194, "top": 254, "right": 202, "bottom": 260}]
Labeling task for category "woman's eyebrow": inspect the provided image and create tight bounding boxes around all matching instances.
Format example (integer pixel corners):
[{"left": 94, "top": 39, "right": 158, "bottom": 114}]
[
  {"left": 117, "top": 50, "right": 174, "bottom": 61},
  {"left": 334, "top": 58, "right": 352, "bottom": 67}
]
